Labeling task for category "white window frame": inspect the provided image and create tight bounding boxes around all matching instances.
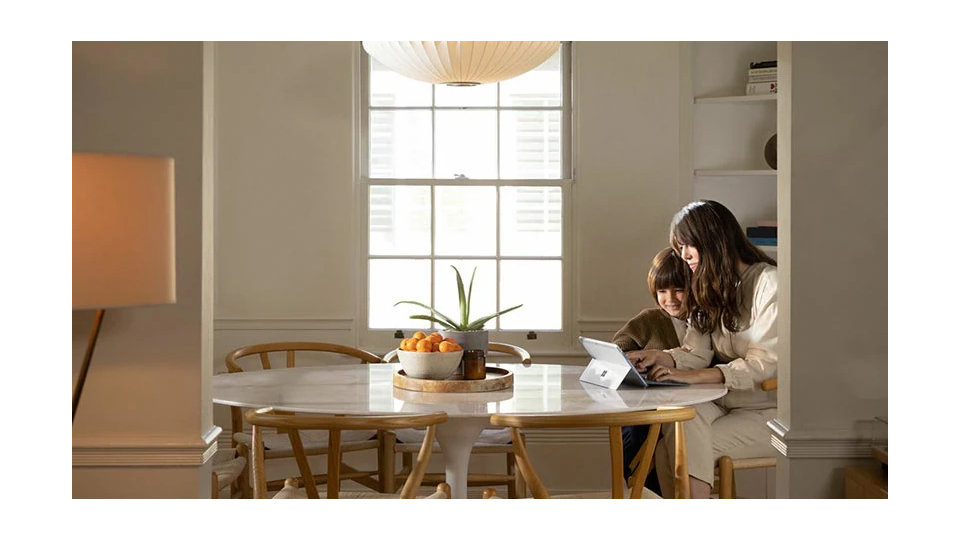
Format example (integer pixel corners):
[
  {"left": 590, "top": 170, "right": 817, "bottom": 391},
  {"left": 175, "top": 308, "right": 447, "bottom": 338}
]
[{"left": 355, "top": 42, "right": 576, "bottom": 352}]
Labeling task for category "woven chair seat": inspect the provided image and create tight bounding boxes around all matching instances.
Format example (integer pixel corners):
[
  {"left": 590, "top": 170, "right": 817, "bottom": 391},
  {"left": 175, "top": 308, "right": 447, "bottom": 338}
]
[
  {"left": 393, "top": 427, "right": 511, "bottom": 446},
  {"left": 234, "top": 429, "right": 377, "bottom": 452},
  {"left": 212, "top": 456, "right": 248, "bottom": 490},
  {"left": 273, "top": 479, "right": 450, "bottom": 499}
]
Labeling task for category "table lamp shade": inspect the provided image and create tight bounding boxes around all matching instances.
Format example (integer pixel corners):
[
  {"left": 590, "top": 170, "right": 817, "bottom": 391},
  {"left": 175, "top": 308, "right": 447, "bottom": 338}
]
[{"left": 73, "top": 153, "right": 176, "bottom": 309}]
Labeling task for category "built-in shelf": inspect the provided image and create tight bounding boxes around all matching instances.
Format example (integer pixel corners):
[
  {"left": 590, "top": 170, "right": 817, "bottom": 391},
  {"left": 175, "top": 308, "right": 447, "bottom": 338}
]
[
  {"left": 694, "top": 169, "right": 777, "bottom": 177},
  {"left": 694, "top": 94, "right": 777, "bottom": 104}
]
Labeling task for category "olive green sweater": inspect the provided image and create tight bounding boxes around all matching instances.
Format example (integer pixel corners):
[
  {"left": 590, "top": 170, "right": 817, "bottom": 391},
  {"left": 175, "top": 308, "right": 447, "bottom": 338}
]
[{"left": 612, "top": 308, "right": 684, "bottom": 352}]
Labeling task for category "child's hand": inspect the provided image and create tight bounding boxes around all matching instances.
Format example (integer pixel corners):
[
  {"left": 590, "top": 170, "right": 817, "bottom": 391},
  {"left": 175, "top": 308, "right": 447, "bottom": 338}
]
[{"left": 631, "top": 349, "right": 676, "bottom": 372}]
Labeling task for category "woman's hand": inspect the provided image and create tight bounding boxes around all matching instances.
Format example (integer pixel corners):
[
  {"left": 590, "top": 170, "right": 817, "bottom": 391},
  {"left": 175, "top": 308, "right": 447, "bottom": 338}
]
[
  {"left": 647, "top": 364, "right": 690, "bottom": 383},
  {"left": 648, "top": 366, "right": 724, "bottom": 384},
  {"left": 628, "top": 349, "right": 676, "bottom": 373}
]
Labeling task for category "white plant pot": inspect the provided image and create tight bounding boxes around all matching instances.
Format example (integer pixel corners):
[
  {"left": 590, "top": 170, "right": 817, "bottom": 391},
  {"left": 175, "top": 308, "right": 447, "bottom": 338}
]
[{"left": 439, "top": 329, "right": 489, "bottom": 354}]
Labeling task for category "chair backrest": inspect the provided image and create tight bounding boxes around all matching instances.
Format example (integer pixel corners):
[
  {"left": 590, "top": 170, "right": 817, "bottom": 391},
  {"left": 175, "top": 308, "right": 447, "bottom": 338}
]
[
  {"left": 489, "top": 407, "right": 696, "bottom": 499},
  {"left": 382, "top": 341, "right": 531, "bottom": 366},
  {"left": 245, "top": 407, "right": 448, "bottom": 499},
  {"left": 225, "top": 341, "right": 381, "bottom": 373},
  {"left": 224, "top": 342, "right": 382, "bottom": 441}
]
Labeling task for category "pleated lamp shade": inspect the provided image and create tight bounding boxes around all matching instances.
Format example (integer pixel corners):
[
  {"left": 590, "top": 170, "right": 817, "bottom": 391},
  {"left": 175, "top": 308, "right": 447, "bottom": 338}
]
[
  {"left": 72, "top": 153, "right": 176, "bottom": 309},
  {"left": 362, "top": 41, "right": 560, "bottom": 86}
]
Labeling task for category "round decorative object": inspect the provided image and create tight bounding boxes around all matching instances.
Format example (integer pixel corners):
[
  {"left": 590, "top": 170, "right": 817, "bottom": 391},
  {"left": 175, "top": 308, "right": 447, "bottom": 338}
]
[
  {"left": 362, "top": 41, "right": 560, "bottom": 86},
  {"left": 396, "top": 349, "right": 463, "bottom": 380},
  {"left": 393, "top": 366, "right": 514, "bottom": 393},
  {"left": 764, "top": 134, "right": 777, "bottom": 170}
]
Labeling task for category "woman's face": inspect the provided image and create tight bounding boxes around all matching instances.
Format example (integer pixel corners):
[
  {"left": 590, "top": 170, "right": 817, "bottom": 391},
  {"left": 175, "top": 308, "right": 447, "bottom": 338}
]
[
  {"left": 656, "top": 287, "right": 685, "bottom": 318},
  {"left": 678, "top": 244, "right": 700, "bottom": 274}
]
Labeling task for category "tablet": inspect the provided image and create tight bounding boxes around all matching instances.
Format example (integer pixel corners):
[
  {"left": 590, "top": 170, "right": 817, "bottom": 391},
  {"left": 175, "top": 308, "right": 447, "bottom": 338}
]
[{"left": 578, "top": 336, "right": 689, "bottom": 389}]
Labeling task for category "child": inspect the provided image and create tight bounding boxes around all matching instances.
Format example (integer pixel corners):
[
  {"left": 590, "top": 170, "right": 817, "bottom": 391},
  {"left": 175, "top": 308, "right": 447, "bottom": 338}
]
[
  {"left": 613, "top": 247, "right": 690, "bottom": 492},
  {"left": 613, "top": 247, "right": 689, "bottom": 354}
]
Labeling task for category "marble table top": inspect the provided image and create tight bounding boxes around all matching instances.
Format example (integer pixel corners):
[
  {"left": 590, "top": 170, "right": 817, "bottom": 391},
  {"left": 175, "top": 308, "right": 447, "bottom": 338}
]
[{"left": 212, "top": 363, "right": 727, "bottom": 417}]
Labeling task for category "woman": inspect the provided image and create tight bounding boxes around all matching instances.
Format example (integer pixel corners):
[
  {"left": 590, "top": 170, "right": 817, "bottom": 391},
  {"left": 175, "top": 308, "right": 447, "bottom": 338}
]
[
  {"left": 634, "top": 200, "right": 778, "bottom": 498},
  {"left": 613, "top": 247, "right": 690, "bottom": 493}
]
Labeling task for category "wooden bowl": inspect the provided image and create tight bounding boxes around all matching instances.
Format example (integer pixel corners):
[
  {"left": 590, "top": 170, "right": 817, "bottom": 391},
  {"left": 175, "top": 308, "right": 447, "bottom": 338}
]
[{"left": 396, "top": 349, "right": 463, "bottom": 380}]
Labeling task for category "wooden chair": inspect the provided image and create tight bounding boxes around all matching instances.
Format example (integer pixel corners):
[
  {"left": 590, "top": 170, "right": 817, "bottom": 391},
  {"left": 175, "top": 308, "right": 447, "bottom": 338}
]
[
  {"left": 223, "top": 342, "right": 388, "bottom": 497},
  {"left": 382, "top": 342, "right": 532, "bottom": 498},
  {"left": 246, "top": 407, "right": 450, "bottom": 499},
  {"left": 486, "top": 407, "right": 697, "bottom": 499},
  {"left": 210, "top": 449, "right": 247, "bottom": 499},
  {"left": 715, "top": 378, "right": 778, "bottom": 499}
]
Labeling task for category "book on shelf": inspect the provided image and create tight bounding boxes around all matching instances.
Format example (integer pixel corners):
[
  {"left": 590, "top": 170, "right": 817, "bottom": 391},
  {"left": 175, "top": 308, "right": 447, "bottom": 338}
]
[
  {"left": 749, "top": 237, "right": 777, "bottom": 247},
  {"left": 750, "top": 60, "right": 777, "bottom": 69},
  {"left": 748, "top": 73, "right": 777, "bottom": 83},
  {"left": 746, "top": 81, "right": 777, "bottom": 95},
  {"left": 746, "top": 226, "right": 777, "bottom": 238},
  {"left": 748, "top": 67, "right": 778, "bottom": 77}
]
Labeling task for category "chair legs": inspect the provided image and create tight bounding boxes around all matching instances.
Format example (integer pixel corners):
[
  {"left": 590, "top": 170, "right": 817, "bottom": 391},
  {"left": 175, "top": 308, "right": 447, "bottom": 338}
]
[
  {"left": 716, "top": 456, "right": 776, "bottom": 499},
  {"left": 236, "top": 443, "right": 252, "bottom": 498},
  {"left": 378, "top": 430, "right": 397, "bottom": 494}
]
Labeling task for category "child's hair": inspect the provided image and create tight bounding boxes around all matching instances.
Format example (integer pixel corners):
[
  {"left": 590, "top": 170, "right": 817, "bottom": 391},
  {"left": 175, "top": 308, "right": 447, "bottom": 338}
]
[{"left": 646, "top": 247, "right": 689, "bottom": 305}]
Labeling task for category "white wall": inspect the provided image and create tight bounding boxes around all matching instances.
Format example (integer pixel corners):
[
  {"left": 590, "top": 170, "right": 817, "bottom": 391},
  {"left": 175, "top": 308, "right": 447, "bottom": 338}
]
[
  {"left": 72, "top": 41, "right": 216, "bottom": 498},
  {"left": 774, "top": 41, "right": 888, "bottom": 498}
]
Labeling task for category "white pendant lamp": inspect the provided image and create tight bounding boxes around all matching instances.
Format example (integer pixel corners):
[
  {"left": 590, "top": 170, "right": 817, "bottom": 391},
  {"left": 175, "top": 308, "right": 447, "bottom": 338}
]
[{"left": 362, "top": 41, "right": 560, "bottom": 86}]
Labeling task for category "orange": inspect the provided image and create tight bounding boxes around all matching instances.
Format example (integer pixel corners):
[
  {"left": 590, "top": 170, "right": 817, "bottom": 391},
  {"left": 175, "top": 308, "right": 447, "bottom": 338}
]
[
  {"left": 412, "top": 331, "right": 427, "bottom": 340},
  {"left": 416, "top": 339, "right": 433, "bottom": 352},
  {"left": 438, "top": 341, "right": 454, "bottom": 353},
  {"left": 427, "top": 333, "right": 443, "bottom": 344},
  {"left": 442, "top": 337, "right": 458, "bottom": 344},
  {"left": 404, "top": 339, "right": 419, "bottom": 352}
]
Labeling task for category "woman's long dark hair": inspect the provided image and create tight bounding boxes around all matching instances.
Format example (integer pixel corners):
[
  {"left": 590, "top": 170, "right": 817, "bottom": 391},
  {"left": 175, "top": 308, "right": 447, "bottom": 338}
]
[{"left": 670, "top": 200, "right": 776, "bottom": 334}]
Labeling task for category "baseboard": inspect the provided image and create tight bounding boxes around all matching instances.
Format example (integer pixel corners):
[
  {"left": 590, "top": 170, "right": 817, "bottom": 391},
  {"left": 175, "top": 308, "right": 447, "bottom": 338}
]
[
  {"left": 767, "top": 419, "right": 877, "bottom": 459},
  {"left": 73, "top": 426, "right": 221, "bottom": 467}
]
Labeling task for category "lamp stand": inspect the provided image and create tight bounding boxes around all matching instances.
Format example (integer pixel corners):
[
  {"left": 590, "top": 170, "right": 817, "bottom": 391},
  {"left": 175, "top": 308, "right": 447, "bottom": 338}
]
[{"left": 73, "top": 309, "right": 105, "bottom": 423}]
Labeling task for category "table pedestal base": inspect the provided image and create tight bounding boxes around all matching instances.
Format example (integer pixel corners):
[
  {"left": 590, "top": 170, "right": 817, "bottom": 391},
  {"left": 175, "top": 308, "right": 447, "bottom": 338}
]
[{"left": 434, "top": 417, "right": 489, "bottom": 499}]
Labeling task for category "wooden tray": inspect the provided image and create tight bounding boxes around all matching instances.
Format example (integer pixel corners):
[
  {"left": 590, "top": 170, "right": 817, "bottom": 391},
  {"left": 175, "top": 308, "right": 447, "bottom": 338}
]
[{"left": 393, "top": 366, "right": 513, "bottom": 393}]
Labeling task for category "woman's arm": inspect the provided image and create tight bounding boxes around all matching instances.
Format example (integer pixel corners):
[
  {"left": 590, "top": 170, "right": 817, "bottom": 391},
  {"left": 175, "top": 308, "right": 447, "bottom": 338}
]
[
  {"left": 715, "top": 268, "right": 779, "bottom": 390},
  {"left": 647, "top": 365, "right": 724, "bottom": 384}
]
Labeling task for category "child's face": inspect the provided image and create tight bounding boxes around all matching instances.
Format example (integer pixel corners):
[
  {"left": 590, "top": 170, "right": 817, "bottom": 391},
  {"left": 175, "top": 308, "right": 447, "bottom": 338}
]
[{"left": 657, "top": 287, "right": 685, "bottom": 318}]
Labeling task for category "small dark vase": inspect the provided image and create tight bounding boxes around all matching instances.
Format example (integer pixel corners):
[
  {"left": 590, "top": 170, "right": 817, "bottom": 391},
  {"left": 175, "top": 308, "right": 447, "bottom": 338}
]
[{"left": 764, "top": 134, "right": 777, "bottom": 170}]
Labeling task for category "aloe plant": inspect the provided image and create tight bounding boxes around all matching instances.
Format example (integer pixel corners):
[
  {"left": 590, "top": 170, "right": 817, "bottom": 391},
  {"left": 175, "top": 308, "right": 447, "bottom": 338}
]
[{"left": 394, "top": 266, "right": 522, "bottom": 331}]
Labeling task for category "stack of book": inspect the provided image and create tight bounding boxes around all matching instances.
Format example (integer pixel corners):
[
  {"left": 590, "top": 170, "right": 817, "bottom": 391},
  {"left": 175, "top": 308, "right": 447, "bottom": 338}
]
[
  {"left": 746, "top": 60, "right": 777, "bottom": 95},
  {"left": 747, "top": 220, "right": 777, "bottom": 247}
]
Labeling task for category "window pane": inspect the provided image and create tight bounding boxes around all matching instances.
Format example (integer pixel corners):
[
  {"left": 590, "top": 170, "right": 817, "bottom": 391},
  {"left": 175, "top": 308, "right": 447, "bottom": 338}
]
[
  {"left": 499, "top": 49, "right": 562, "bottom": 107},
  {"left": 369, "top": 58, "right": 432, "bottom": 107},
  {"left": 369, "top": 259, "right": 431, "bottom": 329},
  {"left": 435, "top": 83, "right": 497, "bottom": 107},
  {"left": 500, "top": 110, "right": 562, "bottom": 179},
  {"left": 434, "top": 260, "right": 497, "bottom": 330},
  {"left": 435, "top": 110, "right": 497, "bottom": 179},
  {"left": 369, "top": 186, "right": 431, "bottom": 256},
  {"left": 500, "top": 186, "right": 561, "bottom": 256},
  {"left": 370, "top": 110, "right": 432, "bottom": 178},
  {"left": 435, "top": 186, "right": 496, "bottom": 256},
  {"left": 500, "top": 260, "right": 561, "bottom": 330}
]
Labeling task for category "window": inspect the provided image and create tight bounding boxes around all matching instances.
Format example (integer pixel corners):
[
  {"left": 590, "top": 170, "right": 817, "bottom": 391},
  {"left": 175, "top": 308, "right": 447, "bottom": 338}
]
[{"left": 360, "top": 44, "right": 571, "bottom": 348}]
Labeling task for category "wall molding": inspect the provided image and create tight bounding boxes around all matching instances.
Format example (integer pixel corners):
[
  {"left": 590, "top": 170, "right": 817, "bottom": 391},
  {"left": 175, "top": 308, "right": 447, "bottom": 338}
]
[
  {"left": 767, "top": 419, "right": 878, "bottom": 459},
  {"left": 73, "top": 426, "right": 222, "bottom": 467},
  {"left": 215, "top": 317, "right": 355, "bottom": 331}
]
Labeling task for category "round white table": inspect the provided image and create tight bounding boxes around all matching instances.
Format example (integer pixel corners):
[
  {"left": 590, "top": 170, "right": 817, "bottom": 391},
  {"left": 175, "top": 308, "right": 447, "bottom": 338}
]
[{"left": 212, "top": 363, "right": 727, "bottom": 498}]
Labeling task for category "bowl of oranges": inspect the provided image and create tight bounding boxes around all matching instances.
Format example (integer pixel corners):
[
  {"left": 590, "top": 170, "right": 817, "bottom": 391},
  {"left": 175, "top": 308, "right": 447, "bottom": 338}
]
[{"left": 396, "top": 331, "right": 463, "bottom": 380}]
